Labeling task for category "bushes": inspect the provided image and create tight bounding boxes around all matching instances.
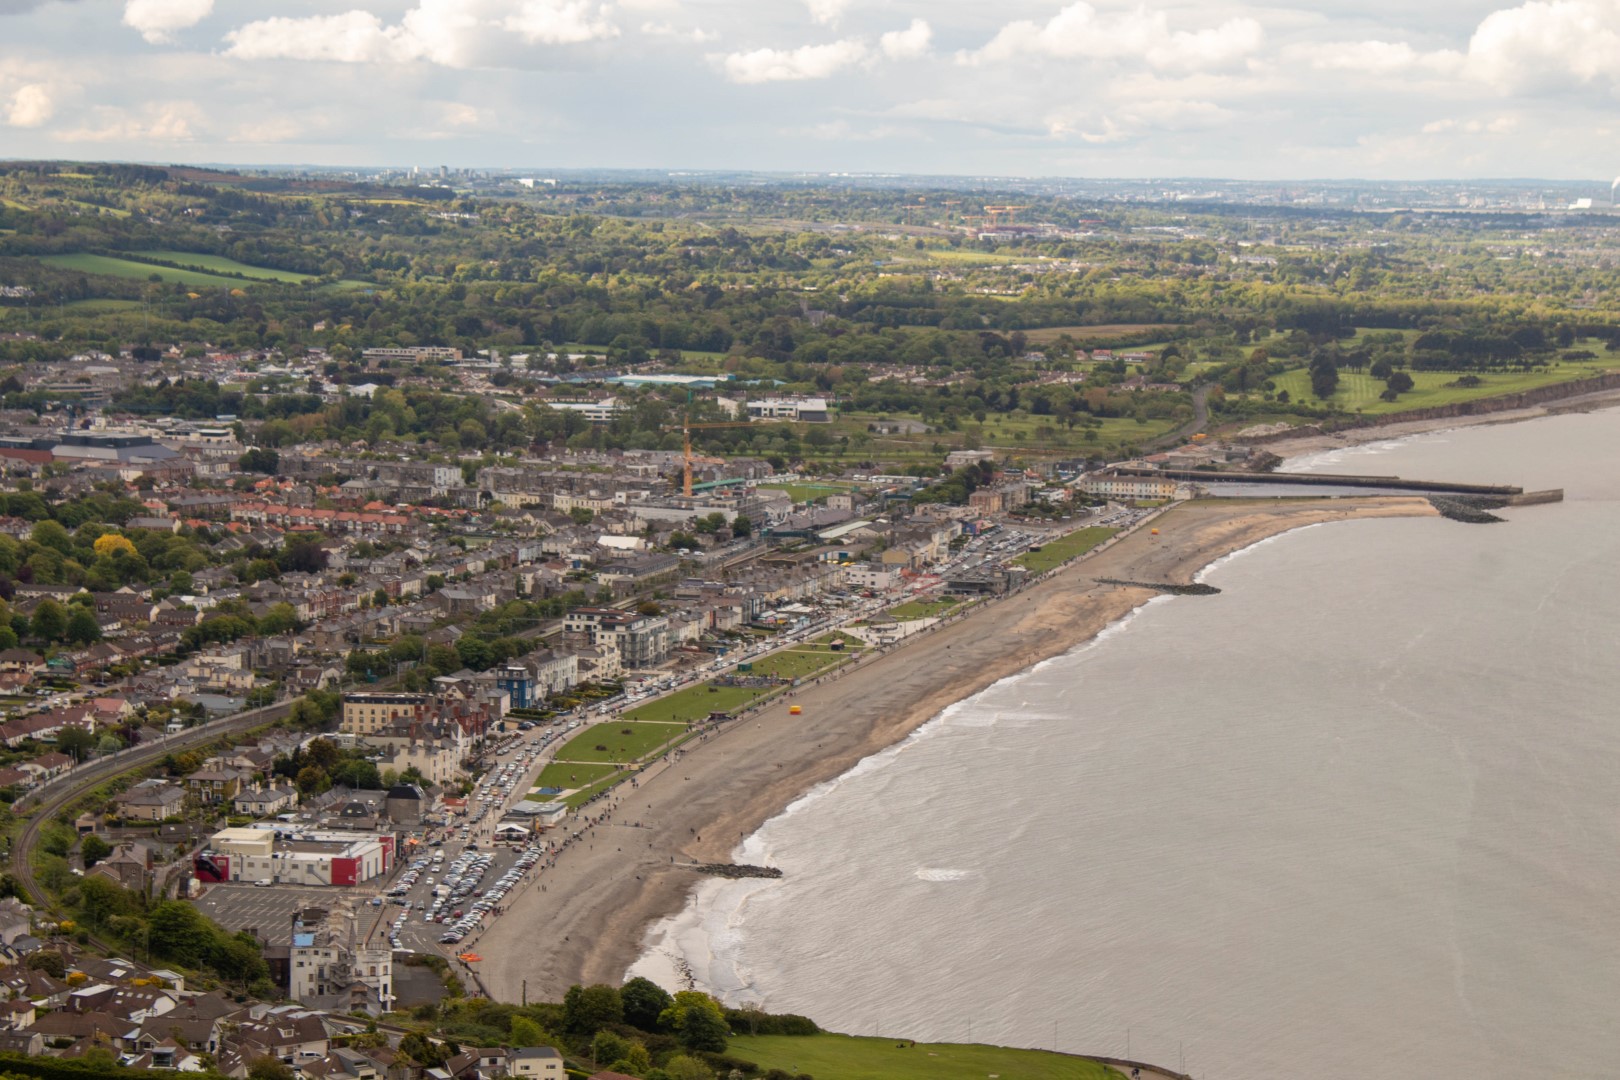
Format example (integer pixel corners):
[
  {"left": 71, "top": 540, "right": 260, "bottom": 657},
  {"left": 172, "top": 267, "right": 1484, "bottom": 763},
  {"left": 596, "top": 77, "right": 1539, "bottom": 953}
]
[{"left": 723, "top": 1008, "right": 819, "bottom": 1036}]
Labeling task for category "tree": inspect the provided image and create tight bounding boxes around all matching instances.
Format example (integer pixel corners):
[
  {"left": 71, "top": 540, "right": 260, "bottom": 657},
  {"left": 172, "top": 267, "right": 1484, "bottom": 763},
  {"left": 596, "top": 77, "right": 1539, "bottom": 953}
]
[
  {"left": 662, "top": 1055, "right": 717, "bottom": 1080},
  {"left": 66, "top": 606, "right": 102, "bottom": 645},
  {"left": 731, "top": 514, "right": 752, "bottom": 538},
  {"left": 660, "top": 991, "right": 728, "bottom": 1053},
  {"left": 92, "top": 533, "right": 137, "bottom": 559},
  {"left": 79, "top": 834, "right": 112, "bottom": 868},
  {"left": 563, "top": 982, "right": 624, "bottom": 1036},
  {"left": 1385, "top": 370, "right": 1414, "bottom": 393},
  {"left": 56, "top": 724, "right": 96, "bottom": 763},
  {"left": 508, "top": 1016, "right": 546, "bottom": 1047},
  {"left": 621, "top": 976, "right": 673, "bottom": 1031},
  {"left": 569, "top": 507, "right": 595, "bottom": 527},
  {"left": 248, "top": 1058, "right": 295, "bottom": 1080},
  {"left": 30, "top": 598, "right": 67, "bottom": 642}
]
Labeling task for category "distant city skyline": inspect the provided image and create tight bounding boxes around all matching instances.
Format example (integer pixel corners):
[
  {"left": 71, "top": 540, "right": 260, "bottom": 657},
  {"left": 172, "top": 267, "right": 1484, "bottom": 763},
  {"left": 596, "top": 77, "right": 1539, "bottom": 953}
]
[{"left": 3, "top": 0, "right": 1619, "bottom": 180}]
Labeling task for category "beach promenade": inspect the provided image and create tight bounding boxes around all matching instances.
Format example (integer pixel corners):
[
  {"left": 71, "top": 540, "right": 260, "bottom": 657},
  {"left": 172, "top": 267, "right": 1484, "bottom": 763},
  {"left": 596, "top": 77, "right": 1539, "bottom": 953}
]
[{"left": 475, "top": 495, "right": 1439, "bottom": 1004}]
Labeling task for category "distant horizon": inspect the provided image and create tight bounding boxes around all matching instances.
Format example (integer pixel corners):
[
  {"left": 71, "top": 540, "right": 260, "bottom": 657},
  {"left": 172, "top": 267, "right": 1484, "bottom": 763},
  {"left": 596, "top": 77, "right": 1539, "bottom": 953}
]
[
  {"left": 9, "top": 159, "right": 1620, "bottom": 192},
  {"left": 6, "top": 2, "right": 1620, "bottom": 181}
]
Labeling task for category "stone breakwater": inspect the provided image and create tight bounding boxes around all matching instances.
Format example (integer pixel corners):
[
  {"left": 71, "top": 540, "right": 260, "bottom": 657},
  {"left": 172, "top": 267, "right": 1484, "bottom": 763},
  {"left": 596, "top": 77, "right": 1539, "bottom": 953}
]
[
  {"left": 1427, "top": 496, "right": 1507, "bottom": 524},
  {"left": 1097, "top": 578, "right": 1222, "bottom": 596}
]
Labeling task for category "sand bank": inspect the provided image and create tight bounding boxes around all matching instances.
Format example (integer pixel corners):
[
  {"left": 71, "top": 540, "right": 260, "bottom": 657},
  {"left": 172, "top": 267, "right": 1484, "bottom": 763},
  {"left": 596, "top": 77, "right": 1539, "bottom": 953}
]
[{"left": 474, "top": 496, "right": 1437, "bottom": 1004}]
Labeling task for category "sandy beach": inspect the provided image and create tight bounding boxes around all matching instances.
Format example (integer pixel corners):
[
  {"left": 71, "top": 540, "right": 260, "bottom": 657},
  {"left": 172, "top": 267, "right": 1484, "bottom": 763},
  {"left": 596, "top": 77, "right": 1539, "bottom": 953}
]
[{"left": 474, "top": 495, "right": 1438, "bottom": 1004}]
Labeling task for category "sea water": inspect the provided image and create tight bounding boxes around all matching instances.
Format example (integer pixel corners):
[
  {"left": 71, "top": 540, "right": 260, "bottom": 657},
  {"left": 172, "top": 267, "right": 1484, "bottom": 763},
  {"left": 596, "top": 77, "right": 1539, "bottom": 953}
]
[{"left": 631, "top": 409, "right": 1620, "bottom": 1080}]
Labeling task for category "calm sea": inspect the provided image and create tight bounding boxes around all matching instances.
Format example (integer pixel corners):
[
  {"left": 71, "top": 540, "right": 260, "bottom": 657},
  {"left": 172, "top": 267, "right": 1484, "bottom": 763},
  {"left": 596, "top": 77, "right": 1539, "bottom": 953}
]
[{"left": 630, "top": 410, "right": 1620, "bottom": 1080}]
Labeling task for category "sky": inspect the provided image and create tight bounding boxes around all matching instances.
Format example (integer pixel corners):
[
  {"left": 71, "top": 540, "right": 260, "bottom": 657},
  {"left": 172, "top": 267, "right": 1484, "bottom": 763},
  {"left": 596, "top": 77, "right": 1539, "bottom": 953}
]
[{"left": 1, "top": 0, "right": 1618, "bottom": 179}]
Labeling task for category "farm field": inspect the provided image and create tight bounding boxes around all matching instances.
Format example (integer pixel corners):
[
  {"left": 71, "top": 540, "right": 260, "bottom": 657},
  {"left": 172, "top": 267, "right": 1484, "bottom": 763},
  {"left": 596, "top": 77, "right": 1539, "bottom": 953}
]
[
  {"left": 39, "top": 253, "right": 257, "bottom": 287},
  {"left": 136, "top": 251, "right": 316, "bottom": 283},
  {"left": 1014, "top": 526, "right": 1117, "bottom": 574},
  {"left": 726, "top": 1034, "right": 1120, "bottom": 1080}
]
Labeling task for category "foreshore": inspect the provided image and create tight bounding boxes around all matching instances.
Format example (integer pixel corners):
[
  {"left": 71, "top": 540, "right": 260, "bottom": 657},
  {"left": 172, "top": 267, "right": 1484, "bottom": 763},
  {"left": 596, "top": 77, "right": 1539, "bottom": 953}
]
[
  {"left": 1259, "top": 382, "right": 1620, "bottom": 459},
  {"left": 474, "top": 495, "right": 1439, "bottom": 1004}
]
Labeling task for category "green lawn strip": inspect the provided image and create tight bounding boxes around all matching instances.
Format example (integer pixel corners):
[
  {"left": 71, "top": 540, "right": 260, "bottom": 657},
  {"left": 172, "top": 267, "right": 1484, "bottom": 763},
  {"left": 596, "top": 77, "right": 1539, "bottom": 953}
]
[
  {"left": 888, "top": 598, "right": 961, "bottom": 621},
  {"left": 531, "top": 762, "right": 618, "bottom": 792},
  {"left": 621, "top": 683, "right": 769, "bottom": 725},
  {"left": 561, "top": 772, "right": 629, "bottom": 809},
  {"left": 1014, "top": 526, "right": 1118, "bottom": 574},
  {"left": 552, "top": 721, "right": 686, "bottom": 764},
  {"left": 756, "top": 481, "right": 853, "bottom": 503},
  {"left": 746, "top": 648, "right": 850, "bottom": 682},
  {"left": 135, "top": 250, "right": 315, "bottom": 283},
  {"left": 1269, "top": 361, "right": 1616, "bottom": 415},
  {"left": 812, "top": 630, "right": 865, "bottom": 649},
  {"left": 727, "top": 1033, "right": 1123, "bottom": 1080}
]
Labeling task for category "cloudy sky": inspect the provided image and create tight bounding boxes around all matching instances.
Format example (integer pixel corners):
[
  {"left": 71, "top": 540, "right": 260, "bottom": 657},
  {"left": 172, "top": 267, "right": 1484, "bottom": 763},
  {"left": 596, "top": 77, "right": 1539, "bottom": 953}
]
[{"left": 1, "top": 0, "right": 1617, "bottom": 178}]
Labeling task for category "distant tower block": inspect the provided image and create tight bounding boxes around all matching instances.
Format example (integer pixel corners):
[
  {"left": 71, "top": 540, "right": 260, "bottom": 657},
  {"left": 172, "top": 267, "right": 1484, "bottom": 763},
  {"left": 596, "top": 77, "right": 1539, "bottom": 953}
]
[{"left": 1612, "top": 176, "right": 1620, "bottom": 205}]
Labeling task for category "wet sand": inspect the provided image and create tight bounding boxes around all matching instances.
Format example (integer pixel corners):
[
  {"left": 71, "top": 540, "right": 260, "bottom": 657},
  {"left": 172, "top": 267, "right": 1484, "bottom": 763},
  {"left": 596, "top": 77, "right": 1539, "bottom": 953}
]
[{"left": 474, "top": 496, "right": 1438, "bottom": 1004}]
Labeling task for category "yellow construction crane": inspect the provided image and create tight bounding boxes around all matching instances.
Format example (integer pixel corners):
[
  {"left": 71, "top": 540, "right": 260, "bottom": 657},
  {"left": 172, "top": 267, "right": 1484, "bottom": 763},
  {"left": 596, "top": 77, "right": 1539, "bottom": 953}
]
[{"left": 668, "top": 419, "right": 765, "bottom": 497}]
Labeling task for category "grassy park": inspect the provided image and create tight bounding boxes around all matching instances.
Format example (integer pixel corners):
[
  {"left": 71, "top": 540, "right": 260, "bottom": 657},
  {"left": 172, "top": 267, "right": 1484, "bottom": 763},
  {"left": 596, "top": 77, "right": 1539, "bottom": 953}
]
[
  {"left": 551, "top": 721, "right": 686, "bottom": 764},
  {"left": 747, "top": 647, "right": 852, "bottom": 682},
  {"left": 889, "top": 598, "right": 961, "bottom": 620},
  {"left": 726, "top": 1034, "right": 1121, "bottom": 1080},
  {"left": 531, "top": 762, "right": 618, "bottom": 792},
  {"left": 621, "top": 683, "right": 768, "bottom": 725},
  {"left": 1270, "top": 359, "right": 1616, "bottom": 416},
  {"left": 1014, "top": 526, "right": 1117, "bottom": 575}
]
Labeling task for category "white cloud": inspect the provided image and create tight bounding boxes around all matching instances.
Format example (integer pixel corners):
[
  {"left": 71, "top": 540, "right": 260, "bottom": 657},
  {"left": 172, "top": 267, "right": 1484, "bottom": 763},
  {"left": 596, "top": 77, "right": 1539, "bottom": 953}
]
[
  {"left": 880, "top": 19, "right": 931, "bottom": 61},
  {"left": 1290, "top": 39, "right": 1464, "bottom": 77},
  {"left": 964, "top": 2, "right": 1262, "bottom": 72},
  {"left": 641, "top": 20, "right": 716, "bottom": 43},
  {"left": 223, "top": 0, "right": 617, "bottom": 67},
  {"left": 122, "top": 0, "right": 211, "bottom": 45},
  {"left": 501, "top": 0, "right": 618, "bottom": 45},
  {"left": 6, "top": 83, "right": 52, "bottom": 126},
  {"left": 224, "top": 11, "right": 415, "bottom": 64},
  {"left": 720, "top": 38, "right": 869, "bottom": 83},
  {"left": 1465, "top": 0, "right": 1620, "bottom": 92},
  {"left": 805, "top": 0, "right": 852, "bottom": 27}
]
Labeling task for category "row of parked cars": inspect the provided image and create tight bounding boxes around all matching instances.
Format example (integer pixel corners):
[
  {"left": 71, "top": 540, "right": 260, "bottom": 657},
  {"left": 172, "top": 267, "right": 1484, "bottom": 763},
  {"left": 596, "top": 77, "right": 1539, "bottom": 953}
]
[{"left": 437, "top": 842, "right": 545, "bottom": 945}]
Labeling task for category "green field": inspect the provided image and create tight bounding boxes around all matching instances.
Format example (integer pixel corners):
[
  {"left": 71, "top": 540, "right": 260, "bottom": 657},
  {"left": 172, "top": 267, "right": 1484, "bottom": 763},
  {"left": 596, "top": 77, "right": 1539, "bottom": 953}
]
[
  {"left": 552, "top": 721, "right": 686, "bottom": 763},
  {"left": 748, "top": 646, "right": 852, "bottom": 682},
  {"left": 1014, "top": 526, "right": 1117, "bottom": 574},
  {"left": 889, "top": 598, "right": 961, "bottom": 620},
  {"left": 757, "top": 480, "right": 853, "bottom": 503},
  {"left": 727, "top": 1034, "right": 1122, "bottom": 1080},
  {"left": 39, "top": 253, "right": 255, "bottom": 287},
  {"left": 62, "top": 299, "right": 142, "bottom": 312},
  {"left": 1270, "top": 360, "right": 1616, "bottom": 416},
  {"left": 136, "top": 250, "right": 315, "bottom": 283},
  {"left": 621, "top": 683, "right": 771, "bottom": 724},
  {"left": 531, "top": 762, "right": 618, "bottom": 792}
]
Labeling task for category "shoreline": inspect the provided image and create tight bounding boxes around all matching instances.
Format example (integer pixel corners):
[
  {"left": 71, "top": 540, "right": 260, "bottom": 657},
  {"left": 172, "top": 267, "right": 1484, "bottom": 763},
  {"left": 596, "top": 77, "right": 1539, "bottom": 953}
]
[
  {"left": 474, "top": 495, "right": 1440, "bottom": 1004},
  {"left": 1256, "top": 383, "right": 1620, "bottom": 460}
]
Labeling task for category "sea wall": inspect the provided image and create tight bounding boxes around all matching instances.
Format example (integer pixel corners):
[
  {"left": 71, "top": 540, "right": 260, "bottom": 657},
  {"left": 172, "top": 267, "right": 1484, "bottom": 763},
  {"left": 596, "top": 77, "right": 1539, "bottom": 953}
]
[{"left": 1241, "top": 371, "right": 1620, "bottom": 444}]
